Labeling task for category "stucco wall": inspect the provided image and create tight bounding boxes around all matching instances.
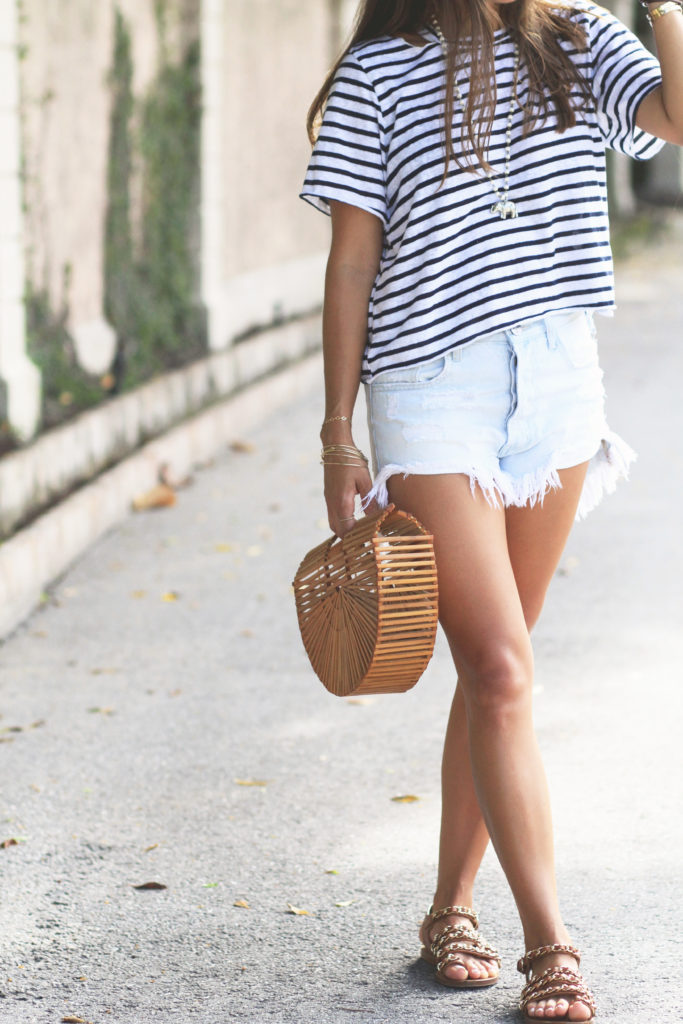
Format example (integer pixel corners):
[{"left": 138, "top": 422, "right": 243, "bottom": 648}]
[{"left": 220, "top": 0, "right": 331, "bottom": 278}]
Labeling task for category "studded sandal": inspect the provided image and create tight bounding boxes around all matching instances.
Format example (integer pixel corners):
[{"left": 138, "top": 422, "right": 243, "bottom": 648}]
[
  {"left": 518, "top": 944, "right": 596, "bottom": 1022},
  {"left": 420, "top": 904, "right": 501, "bottom": 989}
]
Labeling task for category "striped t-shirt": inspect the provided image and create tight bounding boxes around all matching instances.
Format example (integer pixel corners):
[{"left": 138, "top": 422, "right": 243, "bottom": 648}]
[{"left": 300, "top": 1, "right": 664, "bottom": 382}]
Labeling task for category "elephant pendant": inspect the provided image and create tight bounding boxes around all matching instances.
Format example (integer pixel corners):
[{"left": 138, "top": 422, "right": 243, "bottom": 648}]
[{"left": 491, "top": 200, "right": 518, "bottom": 220}]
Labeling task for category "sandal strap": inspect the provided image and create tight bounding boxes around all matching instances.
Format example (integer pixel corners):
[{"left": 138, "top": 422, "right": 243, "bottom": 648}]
[
  {"left": 517, "top": 943, "right": 581, "bottom": 976},
  {"left": 432, "top": 924, "right": 502, "bottom": 971},
  {"left": 519, "top": 965, "right": 596, "bottom": 1016},
  {"left": 426, "top": 904, "right": 479, "bottom": 929}
]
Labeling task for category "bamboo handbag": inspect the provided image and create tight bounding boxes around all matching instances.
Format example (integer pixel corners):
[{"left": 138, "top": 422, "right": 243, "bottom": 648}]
[{"left": 292, "top": 504, "right": 439, "bottom": 696}]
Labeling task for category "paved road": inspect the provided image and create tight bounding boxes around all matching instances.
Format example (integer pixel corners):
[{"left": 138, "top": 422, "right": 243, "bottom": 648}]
[{"left": 1, "top": 233, "right": 682, "bottom": 1024}]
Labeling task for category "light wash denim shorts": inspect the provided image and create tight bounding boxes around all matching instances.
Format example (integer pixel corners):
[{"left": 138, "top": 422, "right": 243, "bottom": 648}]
[{"left": 363, "top": 309, "right": 635, "bottom": 521}]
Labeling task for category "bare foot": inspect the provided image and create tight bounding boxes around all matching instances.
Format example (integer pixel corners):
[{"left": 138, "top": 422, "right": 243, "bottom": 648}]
[
  {"left": 523, "top": 950, "right": 593, "bottom": 1021},
  {"left": 419, "top": 910, "right": 499, "bottom": 984}
]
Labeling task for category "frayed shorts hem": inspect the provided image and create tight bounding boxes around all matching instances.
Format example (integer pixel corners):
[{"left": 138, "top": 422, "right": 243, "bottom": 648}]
[{"left": 362, "top": 430, "right": 636, "bottom": 522}]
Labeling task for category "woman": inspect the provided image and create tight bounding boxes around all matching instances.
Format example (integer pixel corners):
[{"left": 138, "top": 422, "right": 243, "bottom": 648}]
[{"left": 300, "top": 1, "right": 683, "bottom": 1020}]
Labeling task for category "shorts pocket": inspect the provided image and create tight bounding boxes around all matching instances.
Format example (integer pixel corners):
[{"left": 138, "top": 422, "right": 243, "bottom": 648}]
[
  {"left": 371, "top": 353, "right": 448, "bottom": 389},
  {"left": 556, "top": 315, "right": 599, "bottom": 369}
]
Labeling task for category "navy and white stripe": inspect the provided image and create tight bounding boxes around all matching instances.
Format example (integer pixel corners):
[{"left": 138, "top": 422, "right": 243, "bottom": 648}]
[{"left": 301, "top": 1, "right": 664, "bottom": 382}]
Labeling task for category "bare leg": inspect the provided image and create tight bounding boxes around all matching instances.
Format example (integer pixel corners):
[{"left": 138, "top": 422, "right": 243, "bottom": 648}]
[{"left": 393, "top": 468, "right": 592, "bottom": 1020}]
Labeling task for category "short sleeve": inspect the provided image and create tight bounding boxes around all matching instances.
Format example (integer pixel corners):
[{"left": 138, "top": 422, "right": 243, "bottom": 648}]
[
  {"left": 587, "top": 4, "right": 665, "bottom": 160},
  {"left": 300, "top": 51, "right": 388, "bottom": 226}
]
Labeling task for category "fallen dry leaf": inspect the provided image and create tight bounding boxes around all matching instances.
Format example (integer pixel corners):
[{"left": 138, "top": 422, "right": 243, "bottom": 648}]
[
  {"left": 324, "top": 869, "right": 339, "bottom": 875},
  {"left": 214, "top": 543, "right": 234, "bottom": 553},
  {"left": 29, "top": 720, "right": 46, "bottom": 729},
  {"left": 87, "top": 706, "right": 115, "bottom": 716},
  {"left": 159, "top": 463, "right": 193, "bottom": 489},
  {"left": 161, "top": 591, "right": 180, "bottom": 603},
  {"left": 133, "top": 881, "right": 167, "bottom": 891},
  {"left": 230, "top": 440, "right": 255, "bottom": 454},
  {"left": 1, "top": 838, "right": 20, "bottom": 849},
  {"left": 391, "top": 794, "right": 420, "bottom": 803},
  {"left": 335, "top": 900, "right": 355, "bottom": 907},
  {"left": 144, "top": 844, "right": 159, "bottom": 853},
  {"left": 286, "top": 903, "right": 310, "bottom": 916},
  {"left": 132, "top": 484, "right": 176, "bottom": 512},
  {"left": 62, "top": 1016, "right": 91, "bottom": 1023},
  {"left": 233, "top": 899, "right": 251, "bottom": 909},
  {"left": 234, "top": 778, "right": 268, "bottom": 787}
]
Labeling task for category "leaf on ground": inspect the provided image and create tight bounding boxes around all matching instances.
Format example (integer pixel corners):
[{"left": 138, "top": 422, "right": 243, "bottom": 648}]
[
  {"left": 234, "top": 778, "right": 268, "bottom": 787},
  {"left": 133, "top": 881, "right": 167, "bottom": 891},
  {"left": 1, "top": 838, "right": 25, "bottom": 849},
  {"left": 29, "top": 719, "right": 46, "bottom": 729},
  {"left": 159, "top": 463, "right": 193, "bottom": 490},
  {"left": 230, "top": 440, "right": 256, "bottom": 454},
  {"left": 62, "top": 1016, "right": 91, "bottom": 1023},
  {"left": 87, "top": 706, "right": 115, "bottom": 716},
  {"left": 286, "top": 903, "right": 310, "bottom": 916},
  {"left": 161, "top": 591, "right": 180, "bottom": 602},
  {"left": 324, "top": 869, "right": 339, "bottom": 875},
  {"left": 391, "top": 794, "right": 420, "bottom": 803},
  {"left": 214, "top": 543, "right": 234, "bottom": 553},
  {"left": 233, "top": 898, "right": 251, "bottom": 909},
  {"left": 144, "top": 844, "right": 159, "bottom": 853},
  {"left": 335, "top": 900, "right": 355, "bottom": 907},
  {"left": 132, "top": 483, "right": 176, "bottom": 512},
  {"left": 203, "top": 882, "right": 219, "bottom": 888},
  {"left": 0, "top": 737, "right": 14, "bottom": 744}
]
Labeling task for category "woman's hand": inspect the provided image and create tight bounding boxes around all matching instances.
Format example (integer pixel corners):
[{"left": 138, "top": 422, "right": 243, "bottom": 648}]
[{"left": 324, "top": 461, "right": 376, "bottom": 538}]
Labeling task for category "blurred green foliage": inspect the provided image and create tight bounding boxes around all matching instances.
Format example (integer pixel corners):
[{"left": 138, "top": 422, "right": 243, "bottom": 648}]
[
  {"left": 105, "top": 6, "right": 205, "bottom": 390},
  {"left": 26, "top": 5, "right": 204, "bottom": 431}
]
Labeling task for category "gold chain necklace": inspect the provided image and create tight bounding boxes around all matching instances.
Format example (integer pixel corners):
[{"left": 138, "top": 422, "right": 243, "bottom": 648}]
[{"left": 431, "top": 16, "right": 520, "bottom": 220}]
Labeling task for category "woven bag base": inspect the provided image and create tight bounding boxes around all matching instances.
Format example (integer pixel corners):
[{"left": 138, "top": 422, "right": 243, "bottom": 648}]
[{"left": 293, "top": 505, "right": 439, "bottom": 696}]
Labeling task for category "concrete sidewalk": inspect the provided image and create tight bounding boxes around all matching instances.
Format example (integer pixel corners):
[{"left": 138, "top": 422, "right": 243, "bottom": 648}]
[{"left": 1, "top": 242, "right": 682, "bottom": 1024}]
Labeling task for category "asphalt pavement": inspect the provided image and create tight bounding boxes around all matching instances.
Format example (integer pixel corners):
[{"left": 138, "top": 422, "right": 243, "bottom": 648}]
[{"left": 1, "top": 230, "right": 682, "bottom": 1024}]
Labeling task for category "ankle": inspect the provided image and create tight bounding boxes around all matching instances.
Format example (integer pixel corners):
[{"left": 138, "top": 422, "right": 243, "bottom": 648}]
[
  {"left": 523, "top": 924, "right": 572, "bottom": 952},
  {"left": 431, "top": 887, "right": 475, "bottom": 914}
]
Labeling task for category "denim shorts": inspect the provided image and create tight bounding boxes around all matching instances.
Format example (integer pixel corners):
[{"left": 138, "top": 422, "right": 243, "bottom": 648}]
[{"left": 363, "top": 309, "right": 635, "bottom": 521}]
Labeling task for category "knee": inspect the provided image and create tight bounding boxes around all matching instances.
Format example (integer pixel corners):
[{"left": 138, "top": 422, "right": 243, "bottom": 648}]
[{"left": 460, "top": 644, "right": 533, "bottom": 721}]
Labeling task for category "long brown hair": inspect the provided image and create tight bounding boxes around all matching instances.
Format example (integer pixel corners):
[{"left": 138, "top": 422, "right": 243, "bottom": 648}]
[{"left": 307, "top": 0, "right": 593, "bottom": 176}]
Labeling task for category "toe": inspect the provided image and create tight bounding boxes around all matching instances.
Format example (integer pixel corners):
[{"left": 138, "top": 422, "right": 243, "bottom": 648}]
[
  {"left": 443, "top": 962, "right": 468, "bottom": 983},
  {"left": 465, "top": 956, "right": 483, "bottom": 978},
  {"left": 567, "top": 1000, "right": 592, "bottom": 1021},
  {"left": 554, "top": 999, "right": 570, "bottom": 1018}
]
